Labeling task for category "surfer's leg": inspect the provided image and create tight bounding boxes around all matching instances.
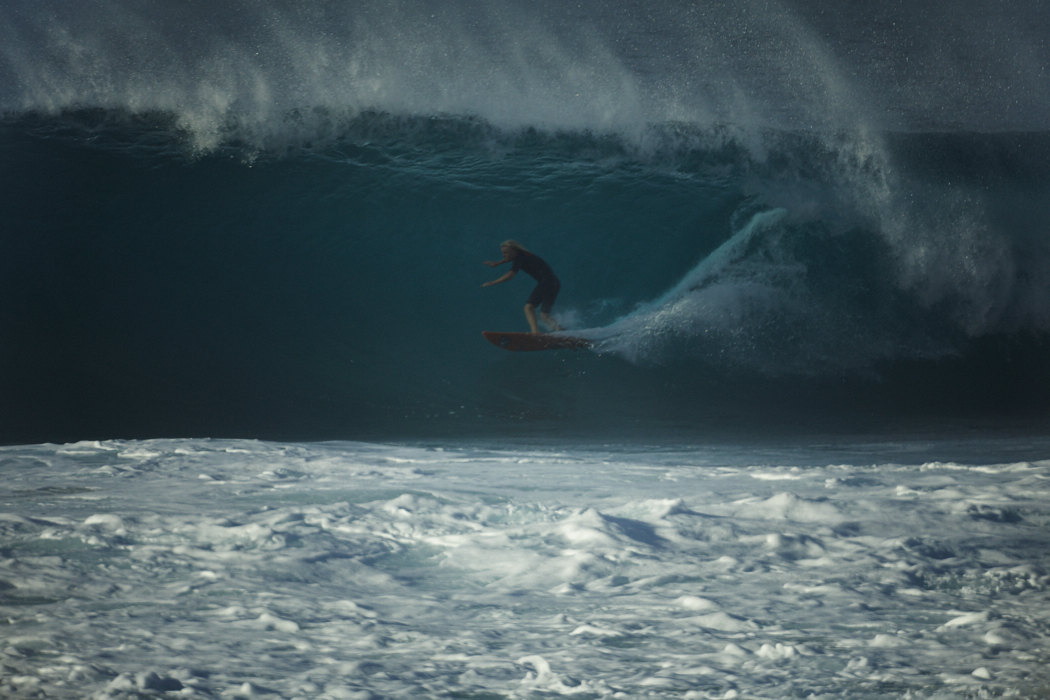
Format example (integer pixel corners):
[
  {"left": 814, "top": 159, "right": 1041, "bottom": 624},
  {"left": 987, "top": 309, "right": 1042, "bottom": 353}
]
[
  {"left": 524, "top": 304, "right": 541, "bottom": 334},
  {"left": 540, "top": 312, "right": 563, "bottom": 331},
  {"left": 538, "top": 282, "right": 562, "bottom": 331}
]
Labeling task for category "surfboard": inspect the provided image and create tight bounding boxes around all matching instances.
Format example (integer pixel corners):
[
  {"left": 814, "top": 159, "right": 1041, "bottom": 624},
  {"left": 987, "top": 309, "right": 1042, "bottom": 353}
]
[{"left": 482, "top": 331, "right": 592, "bottom": 352}]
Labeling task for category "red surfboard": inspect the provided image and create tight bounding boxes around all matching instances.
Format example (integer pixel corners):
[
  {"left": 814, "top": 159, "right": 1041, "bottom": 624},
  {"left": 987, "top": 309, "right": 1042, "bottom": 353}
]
[{"left": 482, "top": 331, "right": 591, "bottom": 352}]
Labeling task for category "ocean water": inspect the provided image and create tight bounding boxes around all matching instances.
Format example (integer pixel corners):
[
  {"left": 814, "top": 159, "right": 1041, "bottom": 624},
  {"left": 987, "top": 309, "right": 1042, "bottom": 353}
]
[{"left": 2, "top": 0, "right": 1050, "bottom": 697}]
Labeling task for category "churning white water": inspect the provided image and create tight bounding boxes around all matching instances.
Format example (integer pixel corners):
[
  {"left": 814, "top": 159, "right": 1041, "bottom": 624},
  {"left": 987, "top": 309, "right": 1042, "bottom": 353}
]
[{"left": 2, "top": 438, "right": 1049, "bottom": 699}]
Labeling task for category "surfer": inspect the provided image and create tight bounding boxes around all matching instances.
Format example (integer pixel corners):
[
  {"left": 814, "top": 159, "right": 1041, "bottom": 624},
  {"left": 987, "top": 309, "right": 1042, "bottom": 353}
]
[{"left": 482, "top": 240, "right": 564, "bottom": 334}]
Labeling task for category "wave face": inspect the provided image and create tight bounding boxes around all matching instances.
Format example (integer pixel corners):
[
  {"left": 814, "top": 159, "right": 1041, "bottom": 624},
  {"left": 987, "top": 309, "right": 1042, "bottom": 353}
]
[{"left": 2, "top": 1, "right": 1050, "bottom": 442}]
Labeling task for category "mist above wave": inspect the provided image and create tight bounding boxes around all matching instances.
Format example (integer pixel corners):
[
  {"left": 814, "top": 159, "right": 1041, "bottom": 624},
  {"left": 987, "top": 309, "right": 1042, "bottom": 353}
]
[{"left": 3, "top": 0, "right": 1048, "bottom": 152}]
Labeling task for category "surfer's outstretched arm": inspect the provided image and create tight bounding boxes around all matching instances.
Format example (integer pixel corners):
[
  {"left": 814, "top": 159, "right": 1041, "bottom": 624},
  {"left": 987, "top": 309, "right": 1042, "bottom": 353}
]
[
  {"left": 482, "top": 270, "right": 516, "bottom": 287},
  {"left": 483, "top": 256, "right": 511, "bottom": 267}
]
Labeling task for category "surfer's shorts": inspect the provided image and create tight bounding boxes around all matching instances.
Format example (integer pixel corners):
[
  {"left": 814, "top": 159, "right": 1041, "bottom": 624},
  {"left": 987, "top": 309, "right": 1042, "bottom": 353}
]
[{"left": 527, "top": 278, "right": 560, "bottom": 314}]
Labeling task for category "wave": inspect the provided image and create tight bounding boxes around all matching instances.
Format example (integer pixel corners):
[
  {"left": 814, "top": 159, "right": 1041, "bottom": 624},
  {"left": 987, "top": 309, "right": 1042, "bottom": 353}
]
[
  {"left": 574, "top": 129, "right": 1050, "bottom": 378},
  {"left": 2, "top": 107, "right": 1050, "bottom": 441}
]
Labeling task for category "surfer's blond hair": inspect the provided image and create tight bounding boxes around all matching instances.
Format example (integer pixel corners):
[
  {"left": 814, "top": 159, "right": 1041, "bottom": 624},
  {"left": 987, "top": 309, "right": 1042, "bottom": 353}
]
[{"left": 501, "top": 239, "right": 531, "bottom": 255}]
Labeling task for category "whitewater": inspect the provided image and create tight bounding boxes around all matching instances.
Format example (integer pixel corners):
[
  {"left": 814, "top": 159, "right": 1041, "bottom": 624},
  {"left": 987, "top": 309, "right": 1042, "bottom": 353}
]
[{"left": 3, "top": 438, "right": 1050, "bottom": 699}]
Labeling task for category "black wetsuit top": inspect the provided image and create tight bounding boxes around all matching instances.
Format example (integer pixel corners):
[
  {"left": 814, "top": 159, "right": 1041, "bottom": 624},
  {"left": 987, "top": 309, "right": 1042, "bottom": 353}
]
[
  {"left": 512, "top": 252, "right": 561, "bottom": 313},
  {"left": 511, "top": 252, "right": 558, "bottom": 283}
]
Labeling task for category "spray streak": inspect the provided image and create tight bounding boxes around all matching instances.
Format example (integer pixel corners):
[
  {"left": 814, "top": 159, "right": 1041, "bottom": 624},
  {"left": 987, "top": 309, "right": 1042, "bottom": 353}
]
[{"left": 4, "top": 0, "right": 1048, "bottom": 154}]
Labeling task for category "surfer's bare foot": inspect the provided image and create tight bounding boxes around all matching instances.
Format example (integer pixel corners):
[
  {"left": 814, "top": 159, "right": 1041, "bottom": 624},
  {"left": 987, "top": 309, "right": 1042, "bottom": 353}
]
[{"left": 540, "top": 312, "right": 563, "bottom": 332}]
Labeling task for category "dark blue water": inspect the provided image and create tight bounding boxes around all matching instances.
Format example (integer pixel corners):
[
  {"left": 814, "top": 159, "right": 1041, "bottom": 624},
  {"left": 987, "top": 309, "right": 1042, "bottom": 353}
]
[{"left": 3, "top": 0, "right": 1050, "bottom": 444}]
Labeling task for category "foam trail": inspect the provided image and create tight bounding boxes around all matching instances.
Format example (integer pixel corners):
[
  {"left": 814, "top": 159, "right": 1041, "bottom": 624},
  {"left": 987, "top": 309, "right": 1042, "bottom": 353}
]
[{"left": 587, "top": 209, "right": 789, "bottom": 362}]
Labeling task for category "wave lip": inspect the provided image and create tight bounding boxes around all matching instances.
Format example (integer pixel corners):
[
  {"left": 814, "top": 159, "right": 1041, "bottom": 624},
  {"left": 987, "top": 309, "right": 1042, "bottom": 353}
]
[
  {"left": 5, "top": 0, "right": 1050, "bottom": 153},
  {"left": 0, "top": 0, "right": 657, "bottom": 151}
]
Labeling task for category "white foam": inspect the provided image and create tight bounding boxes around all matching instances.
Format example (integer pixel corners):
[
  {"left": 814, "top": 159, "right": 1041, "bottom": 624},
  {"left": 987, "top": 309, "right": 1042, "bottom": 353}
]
[{"left": 0, "top": 438, "right": 1048, "bottom": 698}]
